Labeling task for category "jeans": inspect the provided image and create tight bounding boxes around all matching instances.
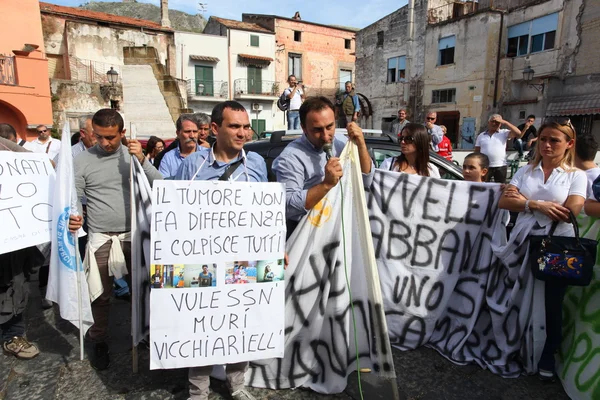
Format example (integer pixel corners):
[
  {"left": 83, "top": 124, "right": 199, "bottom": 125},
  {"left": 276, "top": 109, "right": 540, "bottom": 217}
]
[
  {"left": 287, "top": 111, "right": 300, "bottom": 130},
  {"left": 1, "top": 313, "right": 25, "bottom": 342},
  {"left": 538, "top": 281, "right": 568, "bottom": 372},
  {"left": 513, "top": 138, "right": 524, "bottom": 157}
]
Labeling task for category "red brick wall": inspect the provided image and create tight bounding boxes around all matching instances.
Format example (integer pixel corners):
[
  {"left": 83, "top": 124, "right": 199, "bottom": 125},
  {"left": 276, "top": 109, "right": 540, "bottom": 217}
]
[{"left": 273, "top": 19, "right": 356, "bottom": 98}]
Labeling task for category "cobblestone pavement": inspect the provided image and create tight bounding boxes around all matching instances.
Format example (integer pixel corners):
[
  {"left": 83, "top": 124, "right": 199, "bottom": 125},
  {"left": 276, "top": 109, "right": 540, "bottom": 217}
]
[{"left": 1, "top": 279, "right": 569, "bottom": 400}]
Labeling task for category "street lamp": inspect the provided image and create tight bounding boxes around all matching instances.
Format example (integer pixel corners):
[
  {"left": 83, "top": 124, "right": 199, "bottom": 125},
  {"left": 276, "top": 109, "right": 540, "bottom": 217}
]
[
  {"left": 522, "top": 66, "right": 544, "bottom": 93},
  {"left": 106, "top": 67, "right": 119, "bottom": 86}
]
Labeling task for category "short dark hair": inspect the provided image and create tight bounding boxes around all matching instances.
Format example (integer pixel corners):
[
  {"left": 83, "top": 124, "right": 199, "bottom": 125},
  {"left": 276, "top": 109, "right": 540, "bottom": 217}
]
[
  {"left": 176, "top": 114, "right": 198, "bottom": 132},
  {"left": 299, "top": 96, "right": 336, "bottom": 127},
  {"left": 92, "top": 109, "right": 124, "bottom": 132},
  {"left": 0, "top": 123, "right": 17, "bottom": 140},
  {"left": 526, "top": 114, "right": 536, "bottom": 120},
  {"left": 211, "top": 101, "right": 246, "bottom": 126},
  {"left": 576, "top": 134, "right": 599, "bottom": 162}
]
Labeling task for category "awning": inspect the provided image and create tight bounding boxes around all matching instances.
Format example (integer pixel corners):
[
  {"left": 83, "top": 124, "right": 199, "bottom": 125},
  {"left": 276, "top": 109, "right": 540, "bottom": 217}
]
[
  {"left": 238, "top": 53, "right": 273, "bottom": 67},
  {"left": 546, "top": 94, "right": 600, "bottom": 116},
  {"left": 189, "top": 55, "right": 219, "bottom": 62}
]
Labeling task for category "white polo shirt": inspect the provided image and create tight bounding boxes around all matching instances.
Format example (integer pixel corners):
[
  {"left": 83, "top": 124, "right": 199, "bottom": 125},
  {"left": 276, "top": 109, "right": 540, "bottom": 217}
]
[
  {"left": 24, "top": 137, "right": 62, "bottom": 160},
  {"left": 283, "top": 86, "right": 303, "bottom": 111},
  {"left": 510, "top": 162, "right": 586, "bottom": 232},
  {"left": 475, "top": 129, "right": 510, "bottom": 168}
]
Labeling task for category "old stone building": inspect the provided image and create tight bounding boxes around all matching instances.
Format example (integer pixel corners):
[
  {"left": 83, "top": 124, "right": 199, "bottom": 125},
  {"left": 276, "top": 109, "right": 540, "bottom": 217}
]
[
  {"left": 357, "top": 0, "right": 600, "bottom": 147},
  {"left": 40, "top": 2, "right": 182, "bottom": 138}
]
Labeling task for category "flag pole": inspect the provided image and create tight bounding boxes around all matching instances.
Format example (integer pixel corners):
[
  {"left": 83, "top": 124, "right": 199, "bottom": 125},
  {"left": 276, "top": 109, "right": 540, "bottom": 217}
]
[
  {"left": 130, "top": 122, "right": 139, "bottom": 374},
  {"left": 74, "top": 236, "right": 84, "bottom": 361}
]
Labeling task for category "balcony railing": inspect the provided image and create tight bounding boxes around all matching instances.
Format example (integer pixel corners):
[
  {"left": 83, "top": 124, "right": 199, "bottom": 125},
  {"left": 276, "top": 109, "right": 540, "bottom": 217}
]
[
  {"left": 0, "top": 56, "right": 17, "bottom": 86},
  {"left": 186, "top": 79, "right": 228, "bottom": 99},
  {"left": 234, "top": 79, "right": 279, "bottom": 97},
  {"left": 68, "top": 57, "right": 121, "bottom": 85}
]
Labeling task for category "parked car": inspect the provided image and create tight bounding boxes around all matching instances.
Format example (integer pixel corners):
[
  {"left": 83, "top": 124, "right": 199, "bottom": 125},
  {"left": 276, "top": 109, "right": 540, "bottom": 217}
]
[{"left": 244, "top": 129, "right": 464, "bottom": 182}]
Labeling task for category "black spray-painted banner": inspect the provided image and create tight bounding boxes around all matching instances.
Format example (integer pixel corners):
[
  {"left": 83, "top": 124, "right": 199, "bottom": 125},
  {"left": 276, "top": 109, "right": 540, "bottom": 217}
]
[
  {"left": 0, "top": 152, "right": 55, "bottom": 254},
  {"left": 247, "top": 143, "right": 396, "bottom": 394},
  {"left": 368, "top": 170, "right": 545, "bottom": 377}
]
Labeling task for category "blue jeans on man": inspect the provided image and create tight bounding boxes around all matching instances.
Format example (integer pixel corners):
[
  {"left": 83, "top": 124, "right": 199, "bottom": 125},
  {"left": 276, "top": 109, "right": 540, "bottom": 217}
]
[{"left": 287, "top": 111, "right": 300, "bottom": 130}]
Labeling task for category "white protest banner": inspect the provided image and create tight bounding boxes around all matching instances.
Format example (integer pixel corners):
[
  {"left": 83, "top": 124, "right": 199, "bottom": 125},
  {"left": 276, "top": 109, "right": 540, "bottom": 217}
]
[
  {"left": 0, "top": 152, "right": 55, "bottom": 254},
  {"left": 247, "top": 142, "right": 396, "bottom": 394},
  {"left": 368, "top": 170, "right": 545, "bottom": 377},
  {"left": 557, "top": 214, "right": 600, "bottom": 400},
  {"left": 149, "top": 180, "right": 286, "bottom": 369}
]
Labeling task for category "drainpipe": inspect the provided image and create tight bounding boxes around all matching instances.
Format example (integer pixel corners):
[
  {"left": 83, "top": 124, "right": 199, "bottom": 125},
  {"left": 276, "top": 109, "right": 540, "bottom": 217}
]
[
  {"left": 227, "top": 28, "right": 233, "bottom": 99},
  {"left": 405, "top": 0, "right": 415, "bottom": 106},
  {"left": 493, "top": 12, "right": 504, "bottom": 109}
]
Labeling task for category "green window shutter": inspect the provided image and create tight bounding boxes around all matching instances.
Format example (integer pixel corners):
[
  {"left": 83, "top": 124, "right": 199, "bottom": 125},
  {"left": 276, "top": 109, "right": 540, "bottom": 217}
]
[
  {"left": 194, "top": 66, "right": 214, "bottom": 96},
  {"left": 250, "top": 35, "right": 259, "bottom": 47}
]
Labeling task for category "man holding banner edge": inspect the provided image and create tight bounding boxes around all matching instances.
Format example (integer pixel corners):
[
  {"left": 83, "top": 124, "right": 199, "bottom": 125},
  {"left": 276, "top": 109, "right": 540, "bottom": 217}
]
[
  {"left": 68, "top": 109, "right": 162, "bottom": 370},
  {"left": 175, "top": 100, "right": 267, "bottom": 400},
  {"left": 272, "top": 96, "right": 373, "bottom": 238}
]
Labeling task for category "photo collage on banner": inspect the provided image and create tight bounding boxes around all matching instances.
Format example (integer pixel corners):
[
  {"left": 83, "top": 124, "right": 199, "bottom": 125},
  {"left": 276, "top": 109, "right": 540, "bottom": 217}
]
[{"left": 149, "top": 180, "right": 287, "bottom": 369}]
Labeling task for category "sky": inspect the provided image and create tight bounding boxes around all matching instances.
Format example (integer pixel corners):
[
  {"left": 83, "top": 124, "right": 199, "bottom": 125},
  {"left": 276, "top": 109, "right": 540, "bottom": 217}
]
[{"left": 48, "top": 0, "right": 408, "bottom": 29}]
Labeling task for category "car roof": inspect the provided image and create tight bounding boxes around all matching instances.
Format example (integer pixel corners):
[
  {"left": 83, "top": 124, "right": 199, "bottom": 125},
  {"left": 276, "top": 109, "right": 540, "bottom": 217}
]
[{"left": 245, "top": 129, "right": 464, "bottom": 180}]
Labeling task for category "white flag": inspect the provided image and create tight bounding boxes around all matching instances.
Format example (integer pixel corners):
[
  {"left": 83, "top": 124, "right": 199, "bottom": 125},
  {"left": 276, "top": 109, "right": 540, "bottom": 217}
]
[{"left": 47, "top": 122, "right": 94, "bottom": 334}]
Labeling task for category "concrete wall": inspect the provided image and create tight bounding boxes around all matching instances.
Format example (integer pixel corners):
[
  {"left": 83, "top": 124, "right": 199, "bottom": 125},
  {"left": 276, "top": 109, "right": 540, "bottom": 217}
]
[
  {"left": 42, "top": 15, "right": 176, "bottom": 75},
  {"left": 498, "top": 0, "right": 576, "bottom": 124},
  {"left": 424, "top": 11, "right": 502, "bottom": 135},
  {"left": 355, "top": 0, "right": 428, "bottom": 130}
]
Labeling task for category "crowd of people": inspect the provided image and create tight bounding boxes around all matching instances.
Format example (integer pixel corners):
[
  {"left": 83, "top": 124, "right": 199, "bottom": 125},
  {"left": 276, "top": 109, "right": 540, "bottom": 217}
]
[{"left": 0, "top": 93, "right": 598, "bottom": 399}]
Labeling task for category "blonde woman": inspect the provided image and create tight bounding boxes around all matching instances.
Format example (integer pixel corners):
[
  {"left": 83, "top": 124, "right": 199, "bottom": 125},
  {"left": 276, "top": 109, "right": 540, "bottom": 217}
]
[{"left": 498, "top": 118, "right": 586, "bottom": 381}]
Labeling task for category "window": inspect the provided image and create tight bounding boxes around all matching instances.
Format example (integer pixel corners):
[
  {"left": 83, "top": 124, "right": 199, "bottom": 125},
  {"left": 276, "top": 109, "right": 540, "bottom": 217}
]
[
  {"left": 294, "top": 31, "right": 302, "bottom": 42},
  {"left": 194, "top": 65, "right": 214, "bottom": 96},
  {"left": 387, "top": 56, "right": 406, "bottom": 83},
  {"left": 432, "top": 88, "right": 456, "bottom": 104},
  {"left": 438, "top": 35, "right": 455, "bottom": 66},
  {"left": 507, "top": 13, "right": 558, "bottom": 57},
  {"left": 339, "top": 69, "right": 352, "bottom": 90},
  {"left": 377, "top": 31, "right": 384, "bottom": 47},
  {"left": 345, "top": 39, "right": 351, "bottom": 50},
  {"left": 250, "top": 35, "right": 259, "bottom": 47},
  {"left": 519, "top": 110, "right": 526, "bottom": 119},
  {"left": 288, "top": 53, "right": 302, "bottom": 80}
]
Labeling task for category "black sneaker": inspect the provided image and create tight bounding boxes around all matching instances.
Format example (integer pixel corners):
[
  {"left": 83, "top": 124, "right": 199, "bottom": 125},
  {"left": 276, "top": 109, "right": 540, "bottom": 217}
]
[
  {"left": 90, "top": 342, "right": 110, "bottom": 370},
  {"left": 538, "top": 368, "right": 556, "bottom": 382}
]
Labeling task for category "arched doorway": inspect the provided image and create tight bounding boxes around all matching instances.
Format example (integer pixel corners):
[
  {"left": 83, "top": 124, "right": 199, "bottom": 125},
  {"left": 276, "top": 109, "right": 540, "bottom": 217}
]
[{"left": 0, "top": 100, "right": 28, "bottom": 140}]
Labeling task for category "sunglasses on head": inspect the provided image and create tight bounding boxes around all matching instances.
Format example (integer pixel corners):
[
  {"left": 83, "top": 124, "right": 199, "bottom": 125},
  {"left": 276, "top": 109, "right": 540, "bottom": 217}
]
[
  {"left": 545, "top": 117, "right": 576, "bottom": 135},
  {"left": 400, "top": 135, "right": 414, "bottom": 144}
]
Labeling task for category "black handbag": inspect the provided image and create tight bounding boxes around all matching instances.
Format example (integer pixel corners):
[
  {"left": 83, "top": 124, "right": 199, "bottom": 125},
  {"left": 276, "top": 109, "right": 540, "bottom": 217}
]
[{"left": 528, "top": 211, "right": 597, "bottom": 286}]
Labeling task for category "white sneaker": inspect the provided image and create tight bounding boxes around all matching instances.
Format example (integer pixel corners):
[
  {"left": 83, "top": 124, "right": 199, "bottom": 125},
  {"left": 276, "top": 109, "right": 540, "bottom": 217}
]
[{"left": 231, "top": 388, "right": 257, "bottom": 400}]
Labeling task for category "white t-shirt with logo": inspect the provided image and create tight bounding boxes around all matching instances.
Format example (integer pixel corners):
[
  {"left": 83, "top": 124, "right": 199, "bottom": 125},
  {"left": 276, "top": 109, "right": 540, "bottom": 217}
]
[
  {"left": 475, "top": 129, "right": 510, "bottom": 168},
  {"left": 283, "top": 86, "right": 304, "bottom": 111}
]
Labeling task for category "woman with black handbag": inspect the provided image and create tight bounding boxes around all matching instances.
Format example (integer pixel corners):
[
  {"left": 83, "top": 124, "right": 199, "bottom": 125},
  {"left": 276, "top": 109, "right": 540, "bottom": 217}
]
[{"left": 498, "top": 118, "right": 587, "bottom": 381}]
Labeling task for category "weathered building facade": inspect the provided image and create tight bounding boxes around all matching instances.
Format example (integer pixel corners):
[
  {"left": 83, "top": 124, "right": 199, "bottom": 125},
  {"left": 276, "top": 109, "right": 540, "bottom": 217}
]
[
  {"left": 357, "top": 0, "right": 600, "bottom": 147},
  {"left": 40, "top": 2, "right": 182, "bottom": 137},
  {"left": 355, "top": 0, "right": 428, "bottom": 131}
]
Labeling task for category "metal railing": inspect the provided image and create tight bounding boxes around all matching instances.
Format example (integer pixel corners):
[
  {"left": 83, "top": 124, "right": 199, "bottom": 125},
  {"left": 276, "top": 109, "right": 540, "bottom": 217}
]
[
  {"left": 0, "top": 56, "right": 17, "bottom": 86},
  {"left": 234, "top": 79, "right": 279, "bottom": 96},
  {"left": 186, "top": 80, "right": 228, "bottom": 98},
  {"left": 68, "top": 57, "right": 121, "bottom": 85}
]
